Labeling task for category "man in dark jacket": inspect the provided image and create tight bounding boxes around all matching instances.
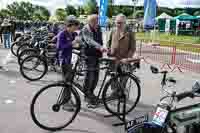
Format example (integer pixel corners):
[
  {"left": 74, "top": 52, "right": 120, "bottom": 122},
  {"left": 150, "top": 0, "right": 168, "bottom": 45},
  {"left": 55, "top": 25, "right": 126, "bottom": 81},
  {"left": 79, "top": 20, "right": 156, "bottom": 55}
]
[{"left": 80, "top": 14, "right": 106, "bottom": 105}]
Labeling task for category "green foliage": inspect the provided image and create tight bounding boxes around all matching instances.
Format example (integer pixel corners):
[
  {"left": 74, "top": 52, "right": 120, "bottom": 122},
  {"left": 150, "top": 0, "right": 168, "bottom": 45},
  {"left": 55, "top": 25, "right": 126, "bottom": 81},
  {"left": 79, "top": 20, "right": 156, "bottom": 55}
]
[
  {"left": 84, "top": 0, "right": 98, "bottom": 15},
  {"left": 193, "top": 11, "right": 200, "bottom": 16},
  {"left": 76, "top": 6, "right": 85, "bottom": 16},
  {"left": 0, "top": 9, "right": 11, "bottom": 18},
  {"left": 65, "top": 5, "right": 77, "bottom": 16},
  {"left": 0, "top": 1, "right": 50, "bottom": 21},
  {"left": 55, "top": 8, "right": 67, "bottom": 21},
  {"left": 133, "top": 10, "right": 144, "bottom": 18}
]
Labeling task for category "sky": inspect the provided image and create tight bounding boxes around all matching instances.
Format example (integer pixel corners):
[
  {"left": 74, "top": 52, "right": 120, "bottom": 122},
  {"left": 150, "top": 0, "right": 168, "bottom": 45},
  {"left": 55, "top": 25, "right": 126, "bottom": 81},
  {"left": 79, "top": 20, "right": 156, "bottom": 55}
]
[{"left": 0, "top": 0, "right": 200, "bottom": 15}]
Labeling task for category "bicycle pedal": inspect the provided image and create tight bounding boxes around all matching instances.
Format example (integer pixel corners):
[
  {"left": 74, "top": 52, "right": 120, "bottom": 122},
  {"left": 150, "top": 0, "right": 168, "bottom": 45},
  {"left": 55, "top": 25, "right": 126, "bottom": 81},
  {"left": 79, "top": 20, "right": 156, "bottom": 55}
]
[{"left": 87, "top": 104, "right": 97, "bottom": 109}]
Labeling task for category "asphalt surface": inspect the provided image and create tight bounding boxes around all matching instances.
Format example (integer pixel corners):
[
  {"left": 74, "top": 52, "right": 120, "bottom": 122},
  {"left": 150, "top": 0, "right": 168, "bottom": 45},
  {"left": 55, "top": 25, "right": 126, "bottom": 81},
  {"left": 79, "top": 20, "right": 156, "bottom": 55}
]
[
  {"left": 0, "top": 48, "right": 154, "bottom": 133},
  {"left": 0, "top": 40, "right": 200, "bottom": 133}
]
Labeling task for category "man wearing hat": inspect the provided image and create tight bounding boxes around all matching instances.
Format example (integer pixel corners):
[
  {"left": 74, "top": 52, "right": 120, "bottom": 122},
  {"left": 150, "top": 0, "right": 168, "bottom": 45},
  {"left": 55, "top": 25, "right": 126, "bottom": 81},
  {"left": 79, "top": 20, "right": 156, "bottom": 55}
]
[
  {"left": 56, "top": 15, "right": 80, "bottom": 111},
  {"left": 1, "top": 19, "right": 12, "bottom": 48}
]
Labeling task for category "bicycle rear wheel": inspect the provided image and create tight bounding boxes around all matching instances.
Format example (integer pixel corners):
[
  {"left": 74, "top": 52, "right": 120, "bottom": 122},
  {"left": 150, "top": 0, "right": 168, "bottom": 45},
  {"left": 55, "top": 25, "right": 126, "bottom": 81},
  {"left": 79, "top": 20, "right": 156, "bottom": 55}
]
[
  {"left": 102, "top": 73, "right": 141, "bottom": 116},
  {"left": 30, "top": 82, "right": 81, "bottom": 131},
  {"left": 20, "top": 55, "right": 48, "bottom": 81},
  {"left": 18, "top": 48, "right": 39, "bottom": 65},
  {"left": 16, "top": 43, "right": 30, "bottom": 57},
  {"left": 11, "top": 42, "right": 20, "bottom": 57}
]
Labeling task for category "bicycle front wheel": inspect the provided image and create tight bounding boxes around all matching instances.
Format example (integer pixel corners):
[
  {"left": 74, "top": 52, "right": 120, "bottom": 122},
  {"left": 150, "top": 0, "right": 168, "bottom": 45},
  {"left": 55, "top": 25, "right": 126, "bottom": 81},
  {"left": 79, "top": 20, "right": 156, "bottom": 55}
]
[
  {"left": 11, "top": 42, "right": 20, "bottom": 57},
  {"left": 20, "top": 55, "right": 48, "bottom": 81},
  {"left": 30, "top": 83, "right": 81, "bottom": 131},
  {"left": 102, "top": 73, "right": 141, "bottom": 115}
]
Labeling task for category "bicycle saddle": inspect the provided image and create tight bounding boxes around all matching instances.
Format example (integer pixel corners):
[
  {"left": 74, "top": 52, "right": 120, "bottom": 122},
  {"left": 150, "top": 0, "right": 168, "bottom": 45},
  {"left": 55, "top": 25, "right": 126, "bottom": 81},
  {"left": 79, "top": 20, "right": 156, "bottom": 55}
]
[{"left": 167, "top": 77, "right": 176, "bottom": 84}]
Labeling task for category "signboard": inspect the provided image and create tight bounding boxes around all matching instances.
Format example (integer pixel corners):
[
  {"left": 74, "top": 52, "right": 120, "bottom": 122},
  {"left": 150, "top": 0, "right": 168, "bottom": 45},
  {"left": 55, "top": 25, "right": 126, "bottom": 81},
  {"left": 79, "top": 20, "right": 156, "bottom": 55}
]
[
  {"left": 152, "top": 107, "right": 169, "bottom": 127},
  {"left": 99, "top": 0, "right": 108, "bottom": 26},
  {"left": 126, "top": 115, "right": 148, "bottom": 131}
]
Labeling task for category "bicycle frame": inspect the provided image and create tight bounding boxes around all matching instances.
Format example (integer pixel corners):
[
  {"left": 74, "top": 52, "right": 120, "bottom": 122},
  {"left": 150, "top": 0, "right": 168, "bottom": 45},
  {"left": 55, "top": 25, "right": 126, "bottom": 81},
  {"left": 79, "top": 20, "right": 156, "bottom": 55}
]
[{"left": 70, "top": 57, "right": 113, "bottom": 102}]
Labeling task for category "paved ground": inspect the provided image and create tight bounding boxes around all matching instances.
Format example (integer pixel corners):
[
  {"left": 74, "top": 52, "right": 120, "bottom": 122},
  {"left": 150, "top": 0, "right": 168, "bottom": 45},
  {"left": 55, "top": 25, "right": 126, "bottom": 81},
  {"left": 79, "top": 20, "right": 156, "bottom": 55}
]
[
  {"left": 0, "top": 40, "right": 200, "bottom": 133},
  {"left": 0, "top": 48, "right": 153, "bottom": 133}
]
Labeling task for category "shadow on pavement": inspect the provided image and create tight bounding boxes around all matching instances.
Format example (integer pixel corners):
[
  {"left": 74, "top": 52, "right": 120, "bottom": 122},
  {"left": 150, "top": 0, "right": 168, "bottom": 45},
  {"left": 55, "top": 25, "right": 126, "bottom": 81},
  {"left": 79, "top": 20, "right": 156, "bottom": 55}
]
[
  {"left": 55, "top": 129, "right": 97, "bottom": 133},
  {"left": 0, "top": 69, "right": 20, "bottom": 78}
]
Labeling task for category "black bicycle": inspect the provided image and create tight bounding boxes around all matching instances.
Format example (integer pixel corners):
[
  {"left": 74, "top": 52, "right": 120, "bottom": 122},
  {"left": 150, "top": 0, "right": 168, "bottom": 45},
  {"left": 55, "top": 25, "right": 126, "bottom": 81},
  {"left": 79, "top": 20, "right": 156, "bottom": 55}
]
[
  {"left": 127, "top": 66, "right": 200, "bottom": 133},
  {"left": 30, "top": 50, "right": 141, "bottom": 131},
  {"left": 19, "top": 41, "right": 59, "bottom": 81}
]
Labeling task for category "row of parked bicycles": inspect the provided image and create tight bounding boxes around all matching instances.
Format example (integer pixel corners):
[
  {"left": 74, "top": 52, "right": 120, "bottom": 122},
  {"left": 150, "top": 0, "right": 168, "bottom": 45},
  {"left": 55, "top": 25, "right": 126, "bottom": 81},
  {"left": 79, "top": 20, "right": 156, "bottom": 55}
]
[{"left": 11, "top": 27, "right": 200, "bottom": 133}]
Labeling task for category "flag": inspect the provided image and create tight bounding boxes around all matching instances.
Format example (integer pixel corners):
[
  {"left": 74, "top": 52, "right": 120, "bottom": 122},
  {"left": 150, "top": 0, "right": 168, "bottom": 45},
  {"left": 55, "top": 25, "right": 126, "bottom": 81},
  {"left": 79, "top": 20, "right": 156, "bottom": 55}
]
[
  {"left": 99, "top": 0, "right": 108, "bottom": 26},
  {"left": 144, "top": 0, "right": 157, "bottom": 30}
]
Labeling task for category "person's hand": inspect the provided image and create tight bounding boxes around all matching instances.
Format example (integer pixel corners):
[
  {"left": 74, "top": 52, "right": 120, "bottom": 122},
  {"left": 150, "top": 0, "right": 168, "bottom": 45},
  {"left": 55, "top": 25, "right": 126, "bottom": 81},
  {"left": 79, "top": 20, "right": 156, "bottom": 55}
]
[
  {"left": 100, "top": 47, "right": 108, "bottom": 53},
  {"left": 120, "top": 58, "right": 128, "bottom": 64},
  {"left": 74, "top": 36, "right": 81, "bottom": 43}
]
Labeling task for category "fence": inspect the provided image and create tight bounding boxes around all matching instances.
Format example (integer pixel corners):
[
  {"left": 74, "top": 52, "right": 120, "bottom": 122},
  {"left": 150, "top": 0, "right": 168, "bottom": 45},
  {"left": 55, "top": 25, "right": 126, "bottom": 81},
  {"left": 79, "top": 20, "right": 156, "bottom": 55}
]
[{"left": 136, "top": 39, "right": 200, "bottom": 73}]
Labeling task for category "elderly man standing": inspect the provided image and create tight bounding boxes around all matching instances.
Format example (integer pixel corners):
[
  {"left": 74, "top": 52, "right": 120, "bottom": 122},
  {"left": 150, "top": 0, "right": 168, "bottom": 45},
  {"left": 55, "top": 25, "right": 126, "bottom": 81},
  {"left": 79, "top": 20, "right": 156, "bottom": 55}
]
[
  {"left": 107, "top": 14, "right": 136, "bottom": 96},
  {"left": 80, "top": 14, "right": 106, "bottom": 105}
]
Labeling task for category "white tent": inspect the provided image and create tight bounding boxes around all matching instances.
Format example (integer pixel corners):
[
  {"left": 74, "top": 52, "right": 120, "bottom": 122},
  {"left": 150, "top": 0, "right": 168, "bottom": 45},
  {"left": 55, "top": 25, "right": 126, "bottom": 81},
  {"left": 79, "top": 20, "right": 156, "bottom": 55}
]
[{"left": 156, "top": 12, "right": 173, "bottom": 20}]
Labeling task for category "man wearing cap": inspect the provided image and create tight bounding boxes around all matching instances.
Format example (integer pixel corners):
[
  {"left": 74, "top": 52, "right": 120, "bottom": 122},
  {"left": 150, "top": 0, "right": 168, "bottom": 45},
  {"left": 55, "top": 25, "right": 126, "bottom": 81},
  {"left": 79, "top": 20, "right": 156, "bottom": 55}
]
[{"left": 56, "top": 15, "right": 80, "bottom": 111}]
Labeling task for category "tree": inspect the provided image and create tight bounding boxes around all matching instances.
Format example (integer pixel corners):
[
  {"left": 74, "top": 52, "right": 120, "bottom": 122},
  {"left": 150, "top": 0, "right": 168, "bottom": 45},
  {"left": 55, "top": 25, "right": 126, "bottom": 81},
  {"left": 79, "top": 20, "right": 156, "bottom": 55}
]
[
  {"left": 0, "top": 9, "right": 11, "bottom": 18},
  {"left": 193, "top": 11, "right": 200, "bottom": 16},
  {"left": 65, "top": 5, "right": 77, "bottom": 16},
  {"left": 84, "top": 0, "right": 98, "bottom": 15},
  {"left": 7, "top": 2, "right": 34, "bottom": 20},
  {"left": 5, "top": 1, "right": 50, "bottom": 21},
  {"left": 55, "top": 8, "right": 67, "bottom": 21},
  {"left": 133, "top": 10, "right": 144, "bottom": 18},
  {"left": 157, "top": 7, "right": 174, "bottom": 16},
  {"left": 34, "top": 6, "right": 50, "bottom": 21},
  {"left": 121, "top": 6, "right": 133, "bottom": 17},
  {"left": 107, "top": 0, "right": 113, "bottom": 18},
  {"left": 76, "top": 6, "right": 85, "bottom": 16}
]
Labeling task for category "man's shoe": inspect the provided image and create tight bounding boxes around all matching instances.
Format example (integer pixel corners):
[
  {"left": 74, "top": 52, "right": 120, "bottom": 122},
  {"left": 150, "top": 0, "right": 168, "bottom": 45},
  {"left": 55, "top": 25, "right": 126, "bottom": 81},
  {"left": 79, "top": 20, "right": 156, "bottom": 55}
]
[
  {"left": 84, "top": 94, "right": 99, "bottom": 106},
  {"left": 62, "top": 100, "right": 76, "bottom": 112}
]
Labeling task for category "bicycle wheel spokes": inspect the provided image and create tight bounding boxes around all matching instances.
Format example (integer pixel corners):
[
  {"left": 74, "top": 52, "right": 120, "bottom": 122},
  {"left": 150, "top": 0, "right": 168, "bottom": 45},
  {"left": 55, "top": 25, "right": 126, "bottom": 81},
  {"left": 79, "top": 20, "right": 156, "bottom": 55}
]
[
  {"left": 18, "top": 49, "right": 38, "bottom": 65},
  {"left": 103, "top": 73, "right": 141, "bottom": 115},
  {"left": 20, "top": 55, "right": 47, "bottom": 81},
  {"left": 31, "top": 84, "right": 80, "bottom": 131}
]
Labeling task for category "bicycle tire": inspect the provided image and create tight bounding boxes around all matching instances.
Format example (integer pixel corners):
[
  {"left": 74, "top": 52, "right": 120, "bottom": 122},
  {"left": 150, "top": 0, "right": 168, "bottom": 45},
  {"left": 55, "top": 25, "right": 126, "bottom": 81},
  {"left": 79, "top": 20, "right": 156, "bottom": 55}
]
[
  {"left": 127, "top": 122, "right": 168, "bottom": 133},
  {"left": 18, "top": 48, "right": 39, "bottom": 65},
  {"left": 102, "top": 73, "right": 141, "bottom": 116},
  {"left": 11, "top": 42, "right": 19, "bottom": 57},
  {"left": 30, "top": 82, "right": 81, "bottom": 131},
  {"left": 20, "top": 55, "right": 48, "bottom": 81},
  {"left": 16, "top": 43, "right": 30, "bottom": 57}
]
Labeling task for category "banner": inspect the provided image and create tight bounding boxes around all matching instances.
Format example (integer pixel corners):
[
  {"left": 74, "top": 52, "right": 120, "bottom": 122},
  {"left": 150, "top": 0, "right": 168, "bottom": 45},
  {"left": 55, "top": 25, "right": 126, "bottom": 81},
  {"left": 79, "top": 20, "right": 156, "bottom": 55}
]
[
  {"left": 143, "top": 0, "right": 157, "bottom": 30},
  {"left": 99, "top": 0, "right": 108, "bottom": 26}
]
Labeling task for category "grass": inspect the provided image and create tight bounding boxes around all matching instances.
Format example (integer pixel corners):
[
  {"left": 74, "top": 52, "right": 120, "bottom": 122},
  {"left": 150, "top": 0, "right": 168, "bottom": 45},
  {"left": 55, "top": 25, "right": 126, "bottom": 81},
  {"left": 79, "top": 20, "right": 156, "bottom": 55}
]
[{"left": 136, "top": 32, "right": 200, "bottom": 53}]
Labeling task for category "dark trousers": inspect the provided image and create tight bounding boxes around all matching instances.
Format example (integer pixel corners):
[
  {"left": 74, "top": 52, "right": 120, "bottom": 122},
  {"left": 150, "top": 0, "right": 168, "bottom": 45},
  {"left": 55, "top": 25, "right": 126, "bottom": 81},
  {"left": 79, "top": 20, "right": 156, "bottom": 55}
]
[
  {"left": 84, "top": 56, "right": 99, "bottom": 96},
  {"left": 111, "top": 64, "right": 133, "bottom": 91},
  {"left": 0, "top": 34, "right": 2, "bottom": 44},
  {"left": 61, "top": 64, "right": 73, "bottom": 102}
]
